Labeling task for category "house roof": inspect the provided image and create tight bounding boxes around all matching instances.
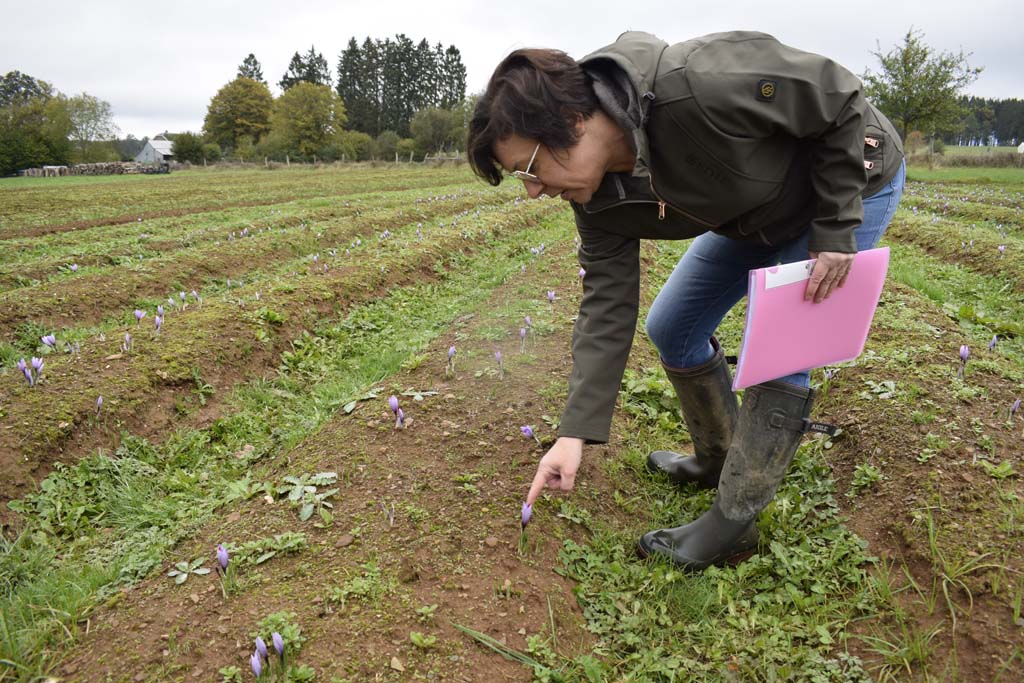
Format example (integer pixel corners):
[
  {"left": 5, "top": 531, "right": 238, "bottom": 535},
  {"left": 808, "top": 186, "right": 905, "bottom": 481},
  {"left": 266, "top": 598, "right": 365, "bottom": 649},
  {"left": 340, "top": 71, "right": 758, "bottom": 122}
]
[{"left": 149, "top": 138, "right": 174, "bottom": 155}]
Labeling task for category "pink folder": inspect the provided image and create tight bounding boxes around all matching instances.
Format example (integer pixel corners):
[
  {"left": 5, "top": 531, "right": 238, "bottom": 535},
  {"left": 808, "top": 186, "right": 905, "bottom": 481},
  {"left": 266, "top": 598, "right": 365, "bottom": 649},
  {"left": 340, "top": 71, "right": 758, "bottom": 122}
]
[{"left": 732, "top": 247, "right": 890, "bottom": 390}]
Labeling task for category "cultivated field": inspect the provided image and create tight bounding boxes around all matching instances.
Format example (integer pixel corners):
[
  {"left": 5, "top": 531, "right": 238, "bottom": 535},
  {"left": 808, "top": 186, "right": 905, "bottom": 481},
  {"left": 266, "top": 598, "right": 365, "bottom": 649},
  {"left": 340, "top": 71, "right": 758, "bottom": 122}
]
[{"left": 1, "top": 164, "right": 1022, "bottom": 682}]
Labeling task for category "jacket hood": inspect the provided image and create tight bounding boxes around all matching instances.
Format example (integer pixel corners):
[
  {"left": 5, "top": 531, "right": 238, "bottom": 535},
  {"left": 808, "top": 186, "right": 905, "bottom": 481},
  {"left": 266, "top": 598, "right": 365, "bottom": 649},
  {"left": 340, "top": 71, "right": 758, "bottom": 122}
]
[{"left": 579, "top": 31, "right": 669, "bottom": 178}]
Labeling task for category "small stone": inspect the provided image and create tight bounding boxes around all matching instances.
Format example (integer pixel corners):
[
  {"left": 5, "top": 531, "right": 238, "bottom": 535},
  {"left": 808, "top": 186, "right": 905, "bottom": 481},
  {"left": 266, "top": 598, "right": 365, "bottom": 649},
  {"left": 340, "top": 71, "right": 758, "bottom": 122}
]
[
  {"left": 227, "top": 512, "right": 241, "bottom": 523},
  {"left": 135, "top": 673, "right": 147, "bottom": 682},
  {"left": 105, "top": 353, "right": 123, "bottom": 361},
  {"left": 63, "top": 663, "right": 78, "bottom": 674},
  {"left": 484, "top": 537, "right": 498, "bottom": 547},
  {"left": 390, "top": 656, "right": 405, "bottom": 672},
  {"left": 517, "top": 628, "right": 526, "bottom": 635},
  {"left": 189, "top": 593, "right": 200, "bottom": 604},
  {"left": 336, "top": 534, "right": 354, "bottom": 548}
]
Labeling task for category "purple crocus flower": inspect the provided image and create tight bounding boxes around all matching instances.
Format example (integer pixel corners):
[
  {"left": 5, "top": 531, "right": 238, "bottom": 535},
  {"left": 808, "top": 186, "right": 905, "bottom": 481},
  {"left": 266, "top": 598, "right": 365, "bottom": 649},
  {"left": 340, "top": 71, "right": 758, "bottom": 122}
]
[
  {"left": 521, "top": 425, "right": 535, "bottom": 440},
  {"left": 521, "top": 502, "right": 533, "bottom": 529},
  {"left": 524, "top": 316, "right": 532, "bottom": 328},
  {"left": 547, "top": 290, "right": 555, "bottom": 303},
  {"left": 448, "top": 345, "right": 456, "bottom": 360},
  {"left": 17, "top": 358, "right": 31, "bottom": 386},
  {"left": 157, "top": 305, "right": 164, "bottom": 316},
  {"left": 272, "top": 632, "right": 284, "bottom": 657},
  {"left": 989, "top": 335, "right": 998, "bottom": 351},
  {"left": 180, "top": 291, "right": 186, "bottom": 303},
  {"left": 122, "top": 333, "right": 132, "bottom": 353},
  {"left": 69, "top": 264, "right": 78, "bottom": 272},
  {"left": 396, "top": 407, "right": 405, "bottom": 429},
  {"left": 388, "top": 395, "right": 399, "bottom": 414},
  {"left": 495, "top": 350, "right": 503, "bottom": 378},
  {"left": 134, "top": 310, "right": 145, "bottom": 324},
  {"left": 155, "top": 315, "right": 163, "bottom": 333},
  {"left": 96, "top": 395, "right": 103, "bottom": 415},
  {"left": 216, "top": 544, "right": 228, "bottom": 571},
  {"left": 579, "top": 267, "right": 586, "bottom": 279},
  {"left": 1011, "top": 398, "right": 1021, "bottom": 418},
  {"left": 31, "top": 357, "right": 43, "bottom": 373},
  {"left": 255, "top": 636, "right": 268, "bottom": 661},
  {"left": 41, "top": 334, "right": 56, "bottom": 349},
  {"left": 959, "top": 345, "right": 969, "bottom": 362},
  {"left": 250, "top": 650, "right": 262, "bottom": 677},
  {"left": 998, "top": 245, "right": 1006, "bottom": 257}
]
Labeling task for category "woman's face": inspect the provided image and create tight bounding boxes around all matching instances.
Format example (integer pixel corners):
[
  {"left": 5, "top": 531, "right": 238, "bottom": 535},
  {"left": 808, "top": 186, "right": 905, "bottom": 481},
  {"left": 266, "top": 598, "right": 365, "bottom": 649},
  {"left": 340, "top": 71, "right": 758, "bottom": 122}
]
[{"left": 493, "top": 127, "right": 609, "bottom": 204}]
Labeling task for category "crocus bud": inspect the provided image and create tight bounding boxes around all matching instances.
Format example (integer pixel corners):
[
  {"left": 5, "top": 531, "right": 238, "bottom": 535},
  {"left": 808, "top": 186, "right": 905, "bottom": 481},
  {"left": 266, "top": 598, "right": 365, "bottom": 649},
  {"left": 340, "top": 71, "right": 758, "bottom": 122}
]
[
  {"left": 579, "top": 268, "right": 586, "bottom": 279},
  {"left": 495, "top": 351, "right": 502, "bottom": 365},
  {"left": 31, "top": 357, "right": 43, "bottom": 373},
  {"left": 157, "top": 305, "right": 164, "bottom": 316},
  {"left": 989, "top": 335, "right": 998, "bottom": 351},
  {"left": 520, "top": 328, "right": 526, "bottom": 340},
  {"left": 998, "top": 245, "right": 1006, "bottom": 257},
  {"left": 180, "top": 291, "right": 186, "bottom": 302},
  {"left": 134, "top": 309, "right": 145, "bottom": 324},
  {"left": 547, "top": 290, "right": 555, "bottom": 303},
  {"left": 520, "top": 425, "right": 534, "bottom": 439},
  {"left": 272, "top": 632, "right": 284, "bottom": 656},
  {"left": 216, "top": 544, "right": 228, "bottom": 570},
  {"left": 448, "top": 346, "right": 456, "bottom": 360},
  {"left": 524, "top": 316, "right": 531, "bottom": 328},
  {"left": 521, "top": 502, "right": 533, "bottom": 529},
  {"left": 388, "top": 395, "right": 399, "bottom": 414},
  {"left": 250, "top": 650, "right": 262, "bottom": 677},
  {"left": 70, "top": 264, "right": 78, "bottom": 272},
  {"left": 396, "top": 407, "right": 405, "bottom": 429},
  {"left": 959, "top": 345, "right": 969, "bottom": 362},
  {"left": 255, "top": 636, "right": 268, "bottom": 661},
  {"left": 96, "top": 395, "right": 103, "bottom": 414},
  {"left": 155, "top": 316, "right": 163, "bottom": 332},
  {"left": 1011, "top": 398, "right": 1021, "bottom": 417},
  {"left": 41, "top": 334, "right": 56, "bottom": 349}
]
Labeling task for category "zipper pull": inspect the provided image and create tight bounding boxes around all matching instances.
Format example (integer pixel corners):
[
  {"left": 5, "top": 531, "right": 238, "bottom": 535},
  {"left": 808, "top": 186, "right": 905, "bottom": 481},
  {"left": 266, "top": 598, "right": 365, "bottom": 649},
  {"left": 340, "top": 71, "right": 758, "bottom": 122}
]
[{"left": 658, "top": 200, "right": 666, "bottom": 220}]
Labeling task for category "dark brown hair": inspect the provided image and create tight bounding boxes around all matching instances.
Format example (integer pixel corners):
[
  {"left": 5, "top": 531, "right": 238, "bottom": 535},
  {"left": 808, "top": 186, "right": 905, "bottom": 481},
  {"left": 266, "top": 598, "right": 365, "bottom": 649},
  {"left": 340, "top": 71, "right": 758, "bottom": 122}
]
[{"left": 468, "top": 48, "right": 598, "bottom": 186}]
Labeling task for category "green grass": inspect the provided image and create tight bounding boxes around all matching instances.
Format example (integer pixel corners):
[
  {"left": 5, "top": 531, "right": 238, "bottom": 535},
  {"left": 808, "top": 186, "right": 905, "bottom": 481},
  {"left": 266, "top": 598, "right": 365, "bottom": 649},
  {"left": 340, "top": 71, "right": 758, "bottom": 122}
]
[{"left": 906, "top": 165, "right": 1024, "bottom": 184}]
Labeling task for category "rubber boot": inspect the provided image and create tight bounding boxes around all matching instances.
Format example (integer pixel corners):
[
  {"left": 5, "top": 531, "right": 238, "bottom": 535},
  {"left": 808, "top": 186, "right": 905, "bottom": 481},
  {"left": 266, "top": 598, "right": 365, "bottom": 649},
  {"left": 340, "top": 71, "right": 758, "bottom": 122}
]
[
  {"left": 646, "top": 337, "right": 738, "bottom": 489},
  {"left": 638, "top": 380, "right": 816, "bottom": 571}
]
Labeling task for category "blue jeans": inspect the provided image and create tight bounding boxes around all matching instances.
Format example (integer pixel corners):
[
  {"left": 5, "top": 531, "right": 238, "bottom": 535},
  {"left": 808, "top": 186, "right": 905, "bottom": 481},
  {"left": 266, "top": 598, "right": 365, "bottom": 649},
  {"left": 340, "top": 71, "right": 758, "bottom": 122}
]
[{"left": 646, "top": 159, "right": 906, "bottom": 388}]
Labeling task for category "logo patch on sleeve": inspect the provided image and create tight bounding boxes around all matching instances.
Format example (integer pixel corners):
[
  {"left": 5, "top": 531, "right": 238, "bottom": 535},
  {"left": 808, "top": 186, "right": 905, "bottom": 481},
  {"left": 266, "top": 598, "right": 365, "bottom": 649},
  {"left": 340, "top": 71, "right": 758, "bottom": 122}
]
[{"left": 757, "top": 79, "right": 777, "bottom": 102}]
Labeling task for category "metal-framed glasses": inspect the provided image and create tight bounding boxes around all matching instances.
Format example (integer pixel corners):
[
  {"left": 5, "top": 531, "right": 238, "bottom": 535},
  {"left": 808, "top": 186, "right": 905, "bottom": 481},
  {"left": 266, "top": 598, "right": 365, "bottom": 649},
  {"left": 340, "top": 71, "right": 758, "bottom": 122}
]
[{"left": 506, "top": 143, "right": 541, "bottom": 183}]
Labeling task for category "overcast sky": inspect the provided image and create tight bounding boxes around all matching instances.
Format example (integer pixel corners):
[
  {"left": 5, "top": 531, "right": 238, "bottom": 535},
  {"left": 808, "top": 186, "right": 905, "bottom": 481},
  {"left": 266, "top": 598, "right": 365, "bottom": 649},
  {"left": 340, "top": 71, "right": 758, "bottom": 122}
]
[{"left": 2, "top": 0, "right": 1021, "bottom": 139}]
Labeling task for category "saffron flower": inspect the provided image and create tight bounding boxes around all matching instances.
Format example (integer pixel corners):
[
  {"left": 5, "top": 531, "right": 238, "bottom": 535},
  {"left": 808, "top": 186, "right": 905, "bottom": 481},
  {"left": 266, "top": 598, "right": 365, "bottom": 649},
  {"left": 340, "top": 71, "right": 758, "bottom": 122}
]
[
  {"left": 216, "top": 544, "right": 228, "bottom": 571},
  {"left": 989, "top": 335, "right": 998, "bottom": 351},
  {"left": 521, "top": 502, "right": 532, "bottom": 529},
  {"left": 520, "top": 425, "right": 541, "bottom": 445},
  {"left": 96, "top": 395, "right": 103, "bottom": 416},
  {"left": 255, "top": 636, "right": 268, "bottom": 661},
  {"left": 495, "top": 350, "right": 504, "bottom": 379},
  {"left": 547, "top": 290, "right": 555, "bottom": 303},
  {"left": 579, "top": 267, "right": 586, "bottom": 279},
  {"left": 957, "top": 344, "right": 969, "bottom": 379},
  {"left": 520, "top": 327, "right": 527, "bottom": 353},
  {"left": 250, "top": 650, "right": 262, "bottom": 678},
  {"left": 41, "top": 334, "right": 56, "bottom": 349},
  {"left": 446, "top": 345, "right": 456, "bottom": 376},
  {"left": 31, "top": 357, "right": 43, "bottom": 379},
  {"left": 388, "top": 395, "right": 399, "bottom": 414},
  {"left": 998, "top": 245, "right": 1006, "bottom": 258},
  {"left": 272, "top": 632, "right": 284, "bottom": 656},
  {"left": 69, "top": 264, "right": 78, "bottom": 272},
  {"left": 17, "top": 358, "right": 32, "bottom": 386},
  {"left": 154, "top": 315, "right": 163, "bottom": 334},
  {"left": 134, "top": 309, "right": 145, "bottom": 324},
  {"left": 396, "top": 407, "right": 405, "bottom": 430},
  {"left": 157, "top": 304, "right": 164, "bottom": 316},
  {"left": 524, "top": 315, "right": 531, "bottom": 329}
]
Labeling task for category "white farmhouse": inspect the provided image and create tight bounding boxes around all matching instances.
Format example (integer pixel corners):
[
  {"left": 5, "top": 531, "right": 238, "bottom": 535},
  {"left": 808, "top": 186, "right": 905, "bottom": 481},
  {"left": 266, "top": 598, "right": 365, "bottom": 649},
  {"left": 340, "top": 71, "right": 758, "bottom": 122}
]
[
  {"left": 134, "top": 135, "right": 175, "bottom": 163},
  {"left": 1018, "top": 141, "right": 1024, "bottom": 154}
]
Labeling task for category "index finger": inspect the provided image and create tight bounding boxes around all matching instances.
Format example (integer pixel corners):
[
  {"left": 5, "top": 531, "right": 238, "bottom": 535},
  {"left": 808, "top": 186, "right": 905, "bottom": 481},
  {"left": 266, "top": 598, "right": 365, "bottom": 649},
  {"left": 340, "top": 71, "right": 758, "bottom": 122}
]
[{"left": 526, "top": 466, "right": 551, "bottom": 506}]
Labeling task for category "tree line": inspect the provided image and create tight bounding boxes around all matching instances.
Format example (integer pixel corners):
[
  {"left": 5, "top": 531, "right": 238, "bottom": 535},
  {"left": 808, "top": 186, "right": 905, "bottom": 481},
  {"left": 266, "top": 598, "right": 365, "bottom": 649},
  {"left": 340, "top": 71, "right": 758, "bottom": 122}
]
[{"left": 190, "top": 37, "right": 469, "bottom": 164}]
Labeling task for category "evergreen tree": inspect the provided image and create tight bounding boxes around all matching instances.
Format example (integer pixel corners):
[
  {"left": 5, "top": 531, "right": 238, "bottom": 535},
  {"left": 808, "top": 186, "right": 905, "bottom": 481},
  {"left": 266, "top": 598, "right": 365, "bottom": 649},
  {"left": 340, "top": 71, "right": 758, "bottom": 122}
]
[
  {"left": 439, "top": 45, "right": 467, "bottom": 109},
  {"left": 237, "top": 54, "right": 266, "bottom": 85},
  {"left": 278, "top": 45, "right": 332, "bottom": 91}
]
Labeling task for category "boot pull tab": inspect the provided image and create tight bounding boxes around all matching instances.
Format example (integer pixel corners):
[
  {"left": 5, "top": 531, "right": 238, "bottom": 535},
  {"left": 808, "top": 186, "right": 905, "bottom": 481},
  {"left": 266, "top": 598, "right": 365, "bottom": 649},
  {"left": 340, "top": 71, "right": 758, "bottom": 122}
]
[{"left": 768, "top": 411, "right": 838, "bottom": 436}]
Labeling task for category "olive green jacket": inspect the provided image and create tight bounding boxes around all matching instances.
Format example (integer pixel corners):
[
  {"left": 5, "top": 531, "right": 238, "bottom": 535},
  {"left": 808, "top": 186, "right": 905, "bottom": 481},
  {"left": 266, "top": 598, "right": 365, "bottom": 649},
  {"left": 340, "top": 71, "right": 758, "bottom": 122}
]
[{"left": 559, "top": 30, "right": 904, "bottom": 444}]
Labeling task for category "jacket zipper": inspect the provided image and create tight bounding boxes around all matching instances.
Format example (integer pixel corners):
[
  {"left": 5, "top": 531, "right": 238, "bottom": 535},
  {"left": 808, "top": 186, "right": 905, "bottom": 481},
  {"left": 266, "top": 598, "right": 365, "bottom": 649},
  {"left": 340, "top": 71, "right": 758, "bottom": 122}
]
[{"left": 647, "top": 176, "right": 716, "bottom": 227}]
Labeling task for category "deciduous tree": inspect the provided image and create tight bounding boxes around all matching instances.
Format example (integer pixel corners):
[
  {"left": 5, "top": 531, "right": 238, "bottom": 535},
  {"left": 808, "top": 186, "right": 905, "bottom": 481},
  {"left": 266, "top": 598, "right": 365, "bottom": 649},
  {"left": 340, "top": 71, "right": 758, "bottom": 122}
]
[
  {"left": 203, "top": 77, "right": 273, "bottom": 151},
  {"left": 862, "top": 28, "right": 982, "bottom": 141}
]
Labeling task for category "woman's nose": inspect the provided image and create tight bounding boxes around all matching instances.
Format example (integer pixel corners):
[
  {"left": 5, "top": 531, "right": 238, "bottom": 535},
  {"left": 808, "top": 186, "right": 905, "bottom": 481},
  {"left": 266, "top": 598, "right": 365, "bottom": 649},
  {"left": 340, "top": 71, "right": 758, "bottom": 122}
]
[{"left": 523, "top": 180, "right": 545, "bottom": 199}]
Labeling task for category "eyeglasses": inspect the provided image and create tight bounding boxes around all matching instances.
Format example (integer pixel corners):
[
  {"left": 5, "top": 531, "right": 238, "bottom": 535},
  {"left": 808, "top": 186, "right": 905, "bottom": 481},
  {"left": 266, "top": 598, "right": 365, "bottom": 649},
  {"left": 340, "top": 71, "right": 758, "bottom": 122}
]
[{"left": 506, "top": 143, "right": 541, "bottom": 183}]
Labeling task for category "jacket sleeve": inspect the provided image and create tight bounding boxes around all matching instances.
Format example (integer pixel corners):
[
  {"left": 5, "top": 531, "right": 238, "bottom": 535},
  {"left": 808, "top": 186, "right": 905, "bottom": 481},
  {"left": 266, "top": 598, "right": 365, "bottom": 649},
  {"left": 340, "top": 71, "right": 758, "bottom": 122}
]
[
  {"left": 687, "top": 33, "right": 868, "bottom": 253},
  {"left": 558, "top": 216, "right": 641, "bottom": 444}
]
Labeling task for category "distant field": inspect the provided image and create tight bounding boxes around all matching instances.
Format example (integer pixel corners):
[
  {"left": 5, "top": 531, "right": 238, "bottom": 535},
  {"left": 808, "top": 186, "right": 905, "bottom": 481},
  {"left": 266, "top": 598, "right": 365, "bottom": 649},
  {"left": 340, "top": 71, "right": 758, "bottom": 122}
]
[
  {"left": 907, "top": 164, "right": 1024, "bottom": 184},
  {"left": 943, "top": 145, "right": 1019, "bottom": 156}
]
